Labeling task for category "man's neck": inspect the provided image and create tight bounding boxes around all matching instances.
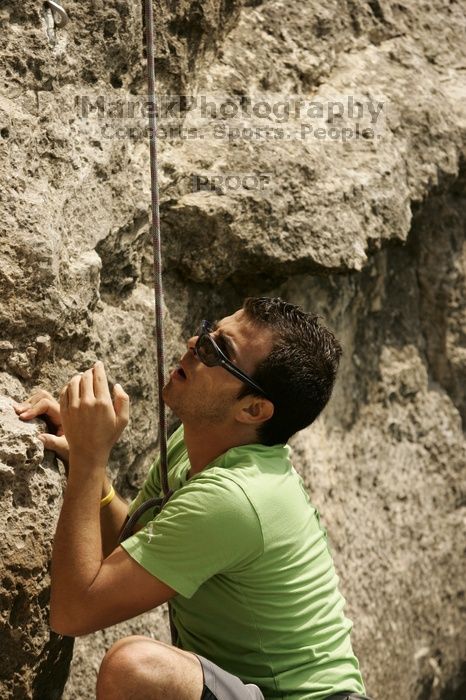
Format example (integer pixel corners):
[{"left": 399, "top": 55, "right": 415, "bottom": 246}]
[{"left": 183, "top": 422, "right": 255, "bottom": 478}]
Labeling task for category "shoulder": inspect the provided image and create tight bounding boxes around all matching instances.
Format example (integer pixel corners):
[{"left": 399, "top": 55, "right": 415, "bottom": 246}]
[
  {"left": 172, "top": 467, "right": 254, "bottom": 509},
  {"left": 163, "top": 468, "right": 262, "bottom": 534}
]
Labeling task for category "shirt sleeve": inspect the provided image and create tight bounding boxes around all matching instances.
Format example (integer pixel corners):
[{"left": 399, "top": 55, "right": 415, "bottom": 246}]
[{"left": 120, "top": 473, "right": 264, "bottom": 599}]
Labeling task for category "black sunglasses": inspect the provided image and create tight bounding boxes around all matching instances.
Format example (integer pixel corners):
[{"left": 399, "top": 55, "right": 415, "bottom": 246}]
[{"left": 194, "top": 320, "right": 270, "bottom": 400}]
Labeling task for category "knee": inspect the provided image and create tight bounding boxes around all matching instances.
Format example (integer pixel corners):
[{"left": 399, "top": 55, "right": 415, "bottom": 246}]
[{"left": 96, "top": 636, "right": 169, "bottom": 700}]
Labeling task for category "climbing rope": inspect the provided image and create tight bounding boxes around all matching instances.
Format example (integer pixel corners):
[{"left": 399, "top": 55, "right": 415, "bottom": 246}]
[
  {"left": 116, "top": 0, "right": 178, "bottom": 646},
  {"left": 118, "top": 0, "right": 173, "bottom": 541},
  {"left": 142, "top": 0, "right": 172, "bottom": 505}
]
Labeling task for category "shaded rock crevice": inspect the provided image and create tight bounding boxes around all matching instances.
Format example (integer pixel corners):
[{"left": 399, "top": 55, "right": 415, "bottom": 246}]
[
  {"left": 96, "top": 208, "right": 150, "bottom": 301},
  {"left": 410, "top": 157, "right": 466, "bottom": 429}
]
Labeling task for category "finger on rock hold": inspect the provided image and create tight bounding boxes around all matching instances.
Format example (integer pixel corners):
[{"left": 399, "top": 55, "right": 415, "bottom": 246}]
[
  {"left": 93, "top": 362, "right": 111, "bottom": 399},
  {"left": 81, "top": 369, "right": 94, "bottom": 400}
]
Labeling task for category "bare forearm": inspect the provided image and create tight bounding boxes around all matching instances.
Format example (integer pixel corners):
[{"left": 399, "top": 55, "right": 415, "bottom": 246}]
[
  {"left": 63, "top": 467, "right": 129, "bottom": 557},
  {"left": 100, "top": 475, "right": 129, "bottom": 558},
  {"left": 50, "top": 455, "right": 105, "bottom": 629}
]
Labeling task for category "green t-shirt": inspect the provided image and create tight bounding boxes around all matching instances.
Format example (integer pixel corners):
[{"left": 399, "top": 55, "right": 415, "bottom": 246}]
[{"left": 121, "top": 425, "right": 365, "bottom": 700}]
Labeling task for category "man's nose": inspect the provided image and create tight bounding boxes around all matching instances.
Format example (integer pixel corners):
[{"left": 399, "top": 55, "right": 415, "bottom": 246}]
[{"left": 187, "top": 335, "right": 197, "bottom": 352}]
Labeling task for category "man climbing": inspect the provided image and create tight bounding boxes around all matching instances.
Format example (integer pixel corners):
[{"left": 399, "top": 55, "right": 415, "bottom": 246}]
[{"left": 14, "top": 296, "right": 369, "bottom": 700}]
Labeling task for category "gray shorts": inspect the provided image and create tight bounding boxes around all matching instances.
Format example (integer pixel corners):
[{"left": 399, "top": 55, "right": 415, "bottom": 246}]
[
  {"left": 195, "top": 653, "right": 265, "bottom": 700},
  {"left": 194, "top": 653, "right": 370, "bottom": 700}
]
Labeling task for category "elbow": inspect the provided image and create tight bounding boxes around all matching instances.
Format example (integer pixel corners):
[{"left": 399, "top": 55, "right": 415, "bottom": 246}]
[
  {"left": 49, "top": 601, "right": 87, "bottom": 637},
  {"left": 49, "top": 609, "right": 79, "bottom": 637},
  {"left": 49, "top": 601, "right": 103, "bottom": 637},
  {"left": 50, "top": 619, "right": 75, "bottom": 638},
  {"left": 49, "top": 594, "right": 71, "bottom": 636},
  {"left": 49, "top": 615, "right": 89, "bottom": 637}
]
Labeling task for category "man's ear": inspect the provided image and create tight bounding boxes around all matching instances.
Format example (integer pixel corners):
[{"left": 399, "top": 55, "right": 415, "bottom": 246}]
[{"left": 235, "top": 396, "right": 274, "bottom": 426}]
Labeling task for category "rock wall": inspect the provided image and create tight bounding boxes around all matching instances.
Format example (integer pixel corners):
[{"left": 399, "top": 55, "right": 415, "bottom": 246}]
[
  {"left": 0, "top": 383, "right": 74, "bottom": 699},
  {"left": 0, "top": 0, "right": 465, "bottom": 698}
]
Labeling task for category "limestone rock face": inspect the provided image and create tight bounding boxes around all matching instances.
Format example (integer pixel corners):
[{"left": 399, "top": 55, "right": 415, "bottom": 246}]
[
  {"left": 0, "top": 385, "right": 74, "bottom": 698},
  {"left": 0, "top": 0, "right": 465, "bottom": 698}
]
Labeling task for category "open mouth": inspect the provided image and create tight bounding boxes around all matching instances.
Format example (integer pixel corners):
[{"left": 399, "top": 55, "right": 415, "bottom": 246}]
[{"left": 176, "top": 366, "right": 187, "bottom": 380}]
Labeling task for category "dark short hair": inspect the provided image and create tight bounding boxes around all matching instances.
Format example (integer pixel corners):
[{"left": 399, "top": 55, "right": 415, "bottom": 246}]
[{"left": 239, "top": 297, "right": 342, "bottom": 445}]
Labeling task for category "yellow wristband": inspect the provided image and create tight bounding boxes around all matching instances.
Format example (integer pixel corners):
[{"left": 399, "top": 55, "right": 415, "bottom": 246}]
[{"left": 100, "top": 484, "right": 115, "bottom": 509}]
